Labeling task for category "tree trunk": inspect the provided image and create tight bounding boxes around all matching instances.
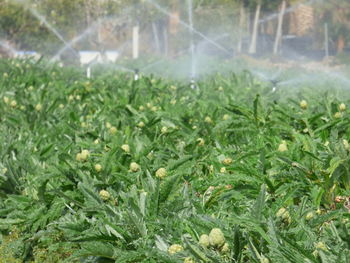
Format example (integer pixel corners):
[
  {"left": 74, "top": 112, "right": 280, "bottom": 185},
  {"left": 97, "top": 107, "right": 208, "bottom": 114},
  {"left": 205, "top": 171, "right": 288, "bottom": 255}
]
[
  {"left": 249, "top": 3, "right": 261, "bottom": 54},
  {"left": 163, "top": 27, "right": 169, "bottom": 56},
  {"left": 237, "top": 2, "right": 245, "bottom": 53},
  {"left": 169, "top": 1, "right": 179, "bottom": 56},
  {"left": 84, "top": 0, "right": 93, "bottom": 47},
  {"left": 84, "top": 0, "right": 103, "bottom": 49},
  {"left": 152, "top": 22, "right": 161, "bottom": 53},
  {"left": 132, "top": 25, "right": 139, "bottom": 59},
  {"left": 273, "top": 0, "right": 286, "bottom": 55},
  {"left": 169, "top": 10, "right": 180, "bottom": 35}
]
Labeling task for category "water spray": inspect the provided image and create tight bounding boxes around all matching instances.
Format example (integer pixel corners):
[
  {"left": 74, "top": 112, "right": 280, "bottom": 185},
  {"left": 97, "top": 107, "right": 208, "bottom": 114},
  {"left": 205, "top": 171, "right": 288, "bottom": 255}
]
[
  {"left": 13, "top": 0, "right": 79, "bottom": 59},
  {"left": 258, "top": 0, "right": 318, "bottom": 25},
  {"left": 144, "top": 0, "right": 231, "bottom": 55},
  {"left": 188, "top": 0, "right": 196, "bottom": 84}
]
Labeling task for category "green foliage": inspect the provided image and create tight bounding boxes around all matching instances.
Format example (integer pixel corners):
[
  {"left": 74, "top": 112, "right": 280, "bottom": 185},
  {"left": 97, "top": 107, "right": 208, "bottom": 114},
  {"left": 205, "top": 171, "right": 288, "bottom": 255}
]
[{"left": 1, "top": 58, "right": 350, "bottom": 262}]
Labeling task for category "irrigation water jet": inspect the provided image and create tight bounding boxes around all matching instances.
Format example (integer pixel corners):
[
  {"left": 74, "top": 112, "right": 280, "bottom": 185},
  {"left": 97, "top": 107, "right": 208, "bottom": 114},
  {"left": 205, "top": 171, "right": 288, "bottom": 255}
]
[
  {"left": 187, "top": 0, "right": 196, "bottom": 80},
  {"left": 113, "top": 65, "right": 134, "bottom": 74},
  {"left": 141, "top": 59, "right": 164, "bottom": 72},
  {"left": 251, "top": 68, "right": 286, "bottom": 92},
  {"left": 52, "top": 22, "right": 100, "bottom": 62},
  {"left": 12, "top": 0, "right": 79, "bottom": 59},
  {"left": 258, "top": 0, "right": 320, "bottom": 25},
  {"left": 196, "top": 34, "right": 230, "bottom": 53},
  {"left": 52, "top": 4, "right": 137, "bottom": 62},
  {"left": 144, "top": 0, "right": 231, "bottom": 56},
  {"left": 140, "top": 46, "right": 192, "bottom": 73}
]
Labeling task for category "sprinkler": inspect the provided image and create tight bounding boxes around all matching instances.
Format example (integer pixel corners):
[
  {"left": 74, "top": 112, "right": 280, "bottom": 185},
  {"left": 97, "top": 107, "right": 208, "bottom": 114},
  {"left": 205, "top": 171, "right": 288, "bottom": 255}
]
[
  {"left": 190, "top": 78, "right": 197, "bottom": 89},
  {"left": 134, "top": 69, "right": 140, "bottom": 81},
  {"left": 270, "top": 79, "right": 280, "bottom": 93}
]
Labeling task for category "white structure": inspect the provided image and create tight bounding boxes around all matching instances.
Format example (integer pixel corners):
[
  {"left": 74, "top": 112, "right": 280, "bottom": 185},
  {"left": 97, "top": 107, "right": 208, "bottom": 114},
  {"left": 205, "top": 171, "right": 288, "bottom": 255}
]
[
  {"left": 132, "top": 26, "right": 139, "bottom": 59},
  {"left": 15, "top": 51, "right": 41, "bottom": 60},
  {"left": 79, "top": 50, "right": 119, "bottom": 65},
  {"left": 79, "top": 51, "right": 102, "bottom": 65},
  {"left": 105, "top": 51, "right": 119, "bottom": 62}
]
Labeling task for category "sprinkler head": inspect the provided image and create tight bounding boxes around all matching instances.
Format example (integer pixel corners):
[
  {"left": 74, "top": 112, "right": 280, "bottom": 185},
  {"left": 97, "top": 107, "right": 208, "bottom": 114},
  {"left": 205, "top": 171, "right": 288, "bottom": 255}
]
[
  {"left": 270, "top": 79, "right": 280, "bottom": 93},
  {"left": 190, "top": 78, "right": 197, "bottom": 89},
  {"left": 270, "top": 79, "right": 279, "bottom": 86},
  {"left": 134, "top": 68, "right": 140, "bottom": 81}
]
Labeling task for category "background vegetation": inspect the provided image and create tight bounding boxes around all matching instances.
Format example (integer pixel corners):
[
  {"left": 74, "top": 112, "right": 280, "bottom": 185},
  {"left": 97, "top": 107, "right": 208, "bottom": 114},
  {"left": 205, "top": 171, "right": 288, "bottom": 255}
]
[{"left": 0, "top": 0, "right": 350, "bottom": 56}]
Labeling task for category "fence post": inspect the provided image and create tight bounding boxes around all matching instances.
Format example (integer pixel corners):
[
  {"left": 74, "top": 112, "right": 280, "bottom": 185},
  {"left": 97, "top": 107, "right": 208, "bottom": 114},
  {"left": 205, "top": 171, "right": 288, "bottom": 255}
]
[
  {"left": 324, "top": 23, "right": 329, "bottom": 60},
  {"left": 133, "top": 25, "right": 139, "bottom": 59}
]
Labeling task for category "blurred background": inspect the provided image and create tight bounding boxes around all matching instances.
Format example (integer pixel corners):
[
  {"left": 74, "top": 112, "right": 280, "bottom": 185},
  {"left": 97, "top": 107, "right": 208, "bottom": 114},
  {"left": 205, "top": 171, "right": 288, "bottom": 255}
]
[{"left": 0, "top": 0, "right": 349, "bottom": 78}]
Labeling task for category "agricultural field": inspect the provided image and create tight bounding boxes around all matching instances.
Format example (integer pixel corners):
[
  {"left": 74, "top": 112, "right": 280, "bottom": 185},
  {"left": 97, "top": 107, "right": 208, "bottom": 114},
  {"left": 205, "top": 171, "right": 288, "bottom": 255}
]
[{"left": 1, "top": 59, "right": 350, "bottom": 263}]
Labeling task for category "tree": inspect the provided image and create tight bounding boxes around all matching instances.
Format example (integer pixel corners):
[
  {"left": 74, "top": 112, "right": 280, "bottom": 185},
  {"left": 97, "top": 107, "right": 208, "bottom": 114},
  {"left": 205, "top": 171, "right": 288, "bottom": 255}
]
[
  {"left": 237, "top": 0, "right": 248, "bottom": 53},
  {"left": 247, "top": 0, "right": 277, "bottom": 54},
  {"left": 317, "top": 1, "right": 350, "bottom": 53},
  {"left": 273, "top": 0, "right": 286, "bottom": 55},
  {"left": 248, "top": 0, "right": 261, "bottom": 54}
]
